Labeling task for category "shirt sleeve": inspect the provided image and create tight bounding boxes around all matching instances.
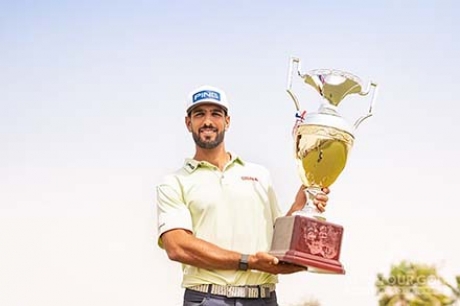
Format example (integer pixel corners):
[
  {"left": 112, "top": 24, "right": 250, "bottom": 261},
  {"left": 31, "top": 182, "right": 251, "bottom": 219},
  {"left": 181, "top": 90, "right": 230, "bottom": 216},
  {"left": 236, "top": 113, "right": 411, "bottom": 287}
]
[{"left": 156, "top": 175, "right": 193, "bottom": 248}]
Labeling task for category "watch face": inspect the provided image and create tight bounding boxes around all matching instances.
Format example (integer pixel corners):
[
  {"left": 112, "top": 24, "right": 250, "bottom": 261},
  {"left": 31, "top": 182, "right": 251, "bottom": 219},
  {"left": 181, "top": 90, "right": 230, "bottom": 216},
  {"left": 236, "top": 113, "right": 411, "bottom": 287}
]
[{"left": 239, "top": 254, "right": 249, "bottom": 271}]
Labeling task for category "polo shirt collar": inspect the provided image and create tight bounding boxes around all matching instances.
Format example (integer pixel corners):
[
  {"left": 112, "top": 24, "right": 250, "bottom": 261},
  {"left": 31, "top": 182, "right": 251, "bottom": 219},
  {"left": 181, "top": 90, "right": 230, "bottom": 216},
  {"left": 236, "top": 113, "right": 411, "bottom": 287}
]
[{"left": 183, "top": 151, "right": 245, "bottom": 173}]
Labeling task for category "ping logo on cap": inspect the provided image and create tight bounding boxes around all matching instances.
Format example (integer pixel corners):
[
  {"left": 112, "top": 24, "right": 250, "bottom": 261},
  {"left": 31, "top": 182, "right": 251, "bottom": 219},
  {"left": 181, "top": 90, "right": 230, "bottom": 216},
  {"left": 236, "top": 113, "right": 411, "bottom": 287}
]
[{"left": 193, "top": 90, "right": 221, "bottom": 104}]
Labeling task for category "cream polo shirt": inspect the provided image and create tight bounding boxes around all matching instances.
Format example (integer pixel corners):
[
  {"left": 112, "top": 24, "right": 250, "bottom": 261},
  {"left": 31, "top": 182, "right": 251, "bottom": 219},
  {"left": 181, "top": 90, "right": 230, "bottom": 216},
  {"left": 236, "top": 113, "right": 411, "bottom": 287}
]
[{"left": 156, "top": 153, "right": 282, "bottom": 287}]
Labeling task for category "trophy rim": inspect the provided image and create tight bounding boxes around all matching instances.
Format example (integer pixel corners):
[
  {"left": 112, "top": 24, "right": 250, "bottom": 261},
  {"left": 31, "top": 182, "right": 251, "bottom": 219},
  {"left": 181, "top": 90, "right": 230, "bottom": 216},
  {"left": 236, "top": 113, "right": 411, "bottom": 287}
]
[{"left": 302, "top": 69, "right": 363, "bottom": 86}]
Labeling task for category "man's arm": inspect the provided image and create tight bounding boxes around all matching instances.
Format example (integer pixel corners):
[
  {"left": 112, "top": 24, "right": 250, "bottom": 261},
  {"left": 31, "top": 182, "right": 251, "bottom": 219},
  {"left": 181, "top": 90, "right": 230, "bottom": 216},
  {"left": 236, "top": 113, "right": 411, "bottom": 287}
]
[
  {"left": 161, "top": 228, "right": 305, "bottom": 274},
  {"left": 161, "top": 229, "right": 241, "bottom": 270}
]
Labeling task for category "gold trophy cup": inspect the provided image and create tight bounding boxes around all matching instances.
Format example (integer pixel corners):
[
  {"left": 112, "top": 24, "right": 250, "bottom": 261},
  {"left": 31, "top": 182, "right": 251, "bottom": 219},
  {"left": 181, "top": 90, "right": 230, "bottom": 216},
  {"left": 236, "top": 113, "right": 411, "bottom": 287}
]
[{"left": 269, "top": 57, "right": 378, "bottom": 274}]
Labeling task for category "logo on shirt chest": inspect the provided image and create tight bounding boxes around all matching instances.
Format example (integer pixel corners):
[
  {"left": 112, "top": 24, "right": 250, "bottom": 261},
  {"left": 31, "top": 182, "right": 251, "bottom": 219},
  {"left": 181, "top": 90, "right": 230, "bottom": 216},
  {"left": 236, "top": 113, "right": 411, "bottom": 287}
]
[{"left": 240, "top": 176, "right": 259, "bottom": 182}]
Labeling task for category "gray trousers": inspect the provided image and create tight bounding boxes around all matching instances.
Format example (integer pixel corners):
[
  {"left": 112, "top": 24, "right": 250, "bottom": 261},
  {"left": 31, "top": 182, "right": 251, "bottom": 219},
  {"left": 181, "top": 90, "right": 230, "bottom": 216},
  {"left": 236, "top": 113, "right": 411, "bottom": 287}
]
[{"left": 183, "top": 288, "right": 278, "bottom": 306}]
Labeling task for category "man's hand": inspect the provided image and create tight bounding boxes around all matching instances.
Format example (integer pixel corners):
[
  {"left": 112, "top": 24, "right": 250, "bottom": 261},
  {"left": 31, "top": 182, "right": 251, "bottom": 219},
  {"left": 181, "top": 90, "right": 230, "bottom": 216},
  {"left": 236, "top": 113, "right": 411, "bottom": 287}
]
[
  {"left": 248, "top": 252, "right": 306, "bottom": 274},
  {"left": 288, "top": 186, "right": 330, "bottom": 215},
  {"left": 313, "top": 187, "right": 330, "bottom": 213}
]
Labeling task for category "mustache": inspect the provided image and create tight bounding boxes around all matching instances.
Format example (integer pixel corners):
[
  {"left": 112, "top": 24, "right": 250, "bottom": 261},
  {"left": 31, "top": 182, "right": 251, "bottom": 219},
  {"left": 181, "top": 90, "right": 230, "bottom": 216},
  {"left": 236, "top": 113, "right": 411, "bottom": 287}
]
[{"left": 199, "top": 125, "right": 218, "bottom": 132}]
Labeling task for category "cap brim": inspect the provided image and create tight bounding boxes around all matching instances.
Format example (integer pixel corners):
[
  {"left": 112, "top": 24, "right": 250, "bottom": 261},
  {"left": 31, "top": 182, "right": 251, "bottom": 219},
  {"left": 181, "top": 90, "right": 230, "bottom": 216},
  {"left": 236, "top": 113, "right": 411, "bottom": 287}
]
[{"left": 187, "top": 101, "right": 228, "bottom": 114}]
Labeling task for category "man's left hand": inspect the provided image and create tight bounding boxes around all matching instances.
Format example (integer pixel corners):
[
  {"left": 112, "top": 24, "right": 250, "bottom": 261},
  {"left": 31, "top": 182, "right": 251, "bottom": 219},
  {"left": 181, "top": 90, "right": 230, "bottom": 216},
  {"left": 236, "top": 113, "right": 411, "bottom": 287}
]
[
  {"left": 288, "top": 186, "right": 330, "bottom": 215},
  {"left": 313, "top": 187, "right": 329, "bottom": 213}
]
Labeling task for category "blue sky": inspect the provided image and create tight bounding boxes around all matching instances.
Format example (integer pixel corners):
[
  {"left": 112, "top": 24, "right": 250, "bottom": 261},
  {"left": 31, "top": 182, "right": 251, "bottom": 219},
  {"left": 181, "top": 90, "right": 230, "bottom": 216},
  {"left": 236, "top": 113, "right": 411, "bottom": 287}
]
[{"left": 1, "top": 1, "right": 460, "bottom": 305}]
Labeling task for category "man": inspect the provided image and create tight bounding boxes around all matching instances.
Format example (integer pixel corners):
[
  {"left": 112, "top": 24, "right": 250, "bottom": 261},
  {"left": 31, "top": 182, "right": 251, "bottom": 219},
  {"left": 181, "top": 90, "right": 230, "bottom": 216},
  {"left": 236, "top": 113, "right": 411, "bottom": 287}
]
[{"left": 156, "top": 85, "right": 329, "bottom": 305}]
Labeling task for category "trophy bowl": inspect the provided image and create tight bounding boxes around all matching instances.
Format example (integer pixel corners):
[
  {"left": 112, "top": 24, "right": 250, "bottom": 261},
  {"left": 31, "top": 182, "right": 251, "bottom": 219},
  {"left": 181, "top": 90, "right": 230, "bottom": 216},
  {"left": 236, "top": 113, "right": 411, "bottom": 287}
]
[{"left": 296, "top": 125, "right": 354, "bottom": 188}]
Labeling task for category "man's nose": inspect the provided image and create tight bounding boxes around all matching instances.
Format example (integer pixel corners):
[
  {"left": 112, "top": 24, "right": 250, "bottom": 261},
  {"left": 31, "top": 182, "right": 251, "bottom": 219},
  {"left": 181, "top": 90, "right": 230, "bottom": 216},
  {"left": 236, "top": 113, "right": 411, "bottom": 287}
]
[{"left": 203, "top": 114, "right": 214, "bottom": 124}]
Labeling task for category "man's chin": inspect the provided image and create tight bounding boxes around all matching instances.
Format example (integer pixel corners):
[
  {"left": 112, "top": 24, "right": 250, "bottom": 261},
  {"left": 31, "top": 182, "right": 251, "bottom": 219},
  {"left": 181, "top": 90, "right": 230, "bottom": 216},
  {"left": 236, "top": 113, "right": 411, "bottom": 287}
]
[
  {"left": 192, "top": 132, "right": 224, "bottom": 149},
  {"left": 196, "top": 140, "right": 220, "bottom": 149}
]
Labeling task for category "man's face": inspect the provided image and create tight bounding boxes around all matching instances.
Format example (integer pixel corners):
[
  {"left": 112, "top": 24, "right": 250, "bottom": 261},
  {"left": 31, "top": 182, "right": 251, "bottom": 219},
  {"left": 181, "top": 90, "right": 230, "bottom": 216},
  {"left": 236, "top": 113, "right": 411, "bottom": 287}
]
[{"left": 186, "top": 104, "right": 230, "bottom": 149}]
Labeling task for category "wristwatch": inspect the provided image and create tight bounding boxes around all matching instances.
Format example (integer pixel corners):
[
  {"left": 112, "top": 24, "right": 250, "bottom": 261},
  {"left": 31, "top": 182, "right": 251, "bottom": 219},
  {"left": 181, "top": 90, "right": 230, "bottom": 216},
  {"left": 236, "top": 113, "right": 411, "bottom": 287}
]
[{"left": 238, "top": 254, "right": 250, "bottom": 271}]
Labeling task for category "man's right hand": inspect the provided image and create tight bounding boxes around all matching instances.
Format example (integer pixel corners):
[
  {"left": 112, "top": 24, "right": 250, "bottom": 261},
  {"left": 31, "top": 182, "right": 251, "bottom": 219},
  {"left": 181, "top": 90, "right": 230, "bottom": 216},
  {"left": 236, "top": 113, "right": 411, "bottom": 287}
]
[{"left": 248, "top": 252, "right": 306, "bottom": 274}]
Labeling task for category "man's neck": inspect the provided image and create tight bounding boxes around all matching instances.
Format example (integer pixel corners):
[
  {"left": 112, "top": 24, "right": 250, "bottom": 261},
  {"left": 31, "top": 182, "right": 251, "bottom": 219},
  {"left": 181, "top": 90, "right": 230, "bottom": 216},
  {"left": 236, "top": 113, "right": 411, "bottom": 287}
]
[{"left": 193, "top": 147, "right": 230, "bottom": 171}]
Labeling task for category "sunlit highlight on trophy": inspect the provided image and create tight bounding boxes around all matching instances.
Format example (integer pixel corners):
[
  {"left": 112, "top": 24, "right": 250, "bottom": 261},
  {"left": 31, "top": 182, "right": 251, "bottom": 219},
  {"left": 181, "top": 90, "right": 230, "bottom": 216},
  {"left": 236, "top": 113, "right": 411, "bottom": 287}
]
[{"left": 269, "top": 57, "right": 378, "bottom": 274}]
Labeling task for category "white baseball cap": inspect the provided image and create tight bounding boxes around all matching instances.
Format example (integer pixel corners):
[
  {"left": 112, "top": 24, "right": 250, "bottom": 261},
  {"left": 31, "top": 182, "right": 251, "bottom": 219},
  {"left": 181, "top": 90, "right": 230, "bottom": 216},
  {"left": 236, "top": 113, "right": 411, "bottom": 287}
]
[{"left": 186, "top": 85, "right": 229, "bottom": 114}]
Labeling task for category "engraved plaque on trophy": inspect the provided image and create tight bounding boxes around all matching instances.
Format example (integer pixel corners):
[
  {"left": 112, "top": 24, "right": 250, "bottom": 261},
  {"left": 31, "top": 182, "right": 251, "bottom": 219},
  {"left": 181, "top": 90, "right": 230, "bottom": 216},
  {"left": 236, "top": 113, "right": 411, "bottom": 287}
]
[{"left": 269, "top": 57, "right": 378, "bottom": 274}]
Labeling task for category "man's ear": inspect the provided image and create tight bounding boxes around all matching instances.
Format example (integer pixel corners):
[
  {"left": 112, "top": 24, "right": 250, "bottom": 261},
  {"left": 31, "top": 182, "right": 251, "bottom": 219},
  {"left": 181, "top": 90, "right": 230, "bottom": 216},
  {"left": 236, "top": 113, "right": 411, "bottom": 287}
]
[
  {"left": 225, "top": 116, "right": 231, "bottom": 131},
  {"left": 185, "top": 116, "right": 192, "bottom": 132}
]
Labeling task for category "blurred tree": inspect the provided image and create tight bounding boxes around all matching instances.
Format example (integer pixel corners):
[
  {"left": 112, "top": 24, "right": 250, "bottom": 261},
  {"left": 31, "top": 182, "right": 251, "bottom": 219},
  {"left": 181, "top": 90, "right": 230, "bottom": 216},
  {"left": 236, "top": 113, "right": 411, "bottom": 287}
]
[
  {"left": 291, "top": 297, "right": 321, "bottom": 306},
  {"left": 375, "top": 261, "right": 460, "bottom": 306}
]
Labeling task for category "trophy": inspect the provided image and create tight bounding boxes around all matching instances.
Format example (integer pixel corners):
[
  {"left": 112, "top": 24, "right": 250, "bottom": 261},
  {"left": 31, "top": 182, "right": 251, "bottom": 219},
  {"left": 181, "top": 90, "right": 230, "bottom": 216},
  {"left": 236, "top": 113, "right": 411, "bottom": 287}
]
[{"left": 269, "top": 57, "right": 378, "bottom": 274}]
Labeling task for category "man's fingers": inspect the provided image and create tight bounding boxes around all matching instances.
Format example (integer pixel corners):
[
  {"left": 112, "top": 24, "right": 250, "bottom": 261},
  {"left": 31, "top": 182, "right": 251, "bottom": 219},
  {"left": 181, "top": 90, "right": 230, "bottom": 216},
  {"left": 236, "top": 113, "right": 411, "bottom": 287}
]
[
  {"left": 315, "top": 193, "right": 328, "bottom": 203},
  {"left": 314, "top": 199, "right": 326, "bottom": 212},
  {"left": 317, "top": 203, "right": 325, "bottom": 212}
]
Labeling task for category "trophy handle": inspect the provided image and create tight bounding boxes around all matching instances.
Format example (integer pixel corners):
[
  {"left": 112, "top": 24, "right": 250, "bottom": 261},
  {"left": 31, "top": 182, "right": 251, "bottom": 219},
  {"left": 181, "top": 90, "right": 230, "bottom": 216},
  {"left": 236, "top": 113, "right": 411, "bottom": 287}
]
[
  {"left": 287, "top": 57, "right": 301, "bottom": 111},
  {"left": 353, "top": 81, "right": 378, "bottom": 130}
]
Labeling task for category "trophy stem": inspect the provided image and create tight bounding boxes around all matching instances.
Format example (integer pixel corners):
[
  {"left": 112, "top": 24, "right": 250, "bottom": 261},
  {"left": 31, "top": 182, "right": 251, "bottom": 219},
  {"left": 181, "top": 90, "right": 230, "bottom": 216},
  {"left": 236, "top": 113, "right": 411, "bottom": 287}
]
[{"left": 292, "top": 187, "right": 326, "bottom": 221}]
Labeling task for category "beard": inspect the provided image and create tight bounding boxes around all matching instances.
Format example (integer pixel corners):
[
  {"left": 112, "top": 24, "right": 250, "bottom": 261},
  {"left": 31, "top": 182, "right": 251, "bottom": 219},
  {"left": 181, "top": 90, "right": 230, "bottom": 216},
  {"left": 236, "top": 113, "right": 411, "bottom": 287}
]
[{"left": 192, "top": 128, "right": 225, "bottom": 149}]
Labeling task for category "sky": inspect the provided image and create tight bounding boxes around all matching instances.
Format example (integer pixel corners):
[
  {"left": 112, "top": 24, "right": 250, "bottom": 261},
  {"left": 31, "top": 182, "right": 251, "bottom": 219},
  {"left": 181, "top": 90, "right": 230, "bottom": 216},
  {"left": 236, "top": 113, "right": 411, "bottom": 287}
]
[{"left": 1, "top": 0, "right": 460, "bottom": 305}]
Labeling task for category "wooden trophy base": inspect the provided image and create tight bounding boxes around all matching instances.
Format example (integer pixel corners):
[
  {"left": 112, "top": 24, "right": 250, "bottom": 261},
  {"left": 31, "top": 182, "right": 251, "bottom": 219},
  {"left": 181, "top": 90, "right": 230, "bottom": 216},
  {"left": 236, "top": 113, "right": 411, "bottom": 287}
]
[{"left": 269, "top": 215, "right": 345, "bottom": 274}]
